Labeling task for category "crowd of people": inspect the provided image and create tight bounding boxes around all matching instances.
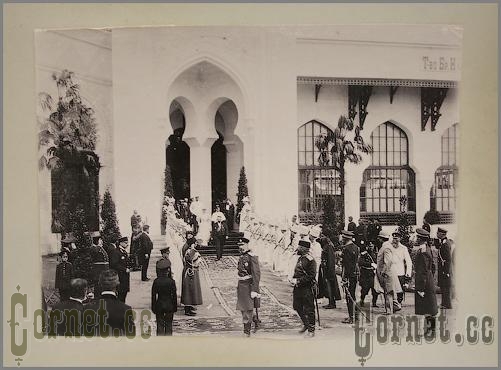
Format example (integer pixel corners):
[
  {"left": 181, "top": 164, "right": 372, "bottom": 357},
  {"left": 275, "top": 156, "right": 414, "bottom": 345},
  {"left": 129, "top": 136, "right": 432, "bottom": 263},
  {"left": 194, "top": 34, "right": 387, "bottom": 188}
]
[{"left": 50, "top": 193, "right": 455, "bottom": 338}]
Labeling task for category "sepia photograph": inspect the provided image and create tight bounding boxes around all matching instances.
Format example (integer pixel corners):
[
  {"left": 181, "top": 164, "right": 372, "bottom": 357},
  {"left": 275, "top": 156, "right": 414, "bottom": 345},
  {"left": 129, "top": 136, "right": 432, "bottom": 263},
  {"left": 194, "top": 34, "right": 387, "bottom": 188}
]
[
  {"left": 3, "top": 2, "right": 498, "bottom": 367},
  {"left": 36, "top": 24, "right": 461, "bottom": 340}
]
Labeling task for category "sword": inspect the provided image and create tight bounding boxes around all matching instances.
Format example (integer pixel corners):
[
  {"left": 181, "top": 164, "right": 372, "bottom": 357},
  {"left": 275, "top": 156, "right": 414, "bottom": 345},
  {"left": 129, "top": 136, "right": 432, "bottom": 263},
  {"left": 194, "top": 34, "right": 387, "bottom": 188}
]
[
  {"left": 340, "top": 279, "right": 370, "bottom": 321},
  {"left": 312, "top": 284, "right": 321, "bottom": 326}
]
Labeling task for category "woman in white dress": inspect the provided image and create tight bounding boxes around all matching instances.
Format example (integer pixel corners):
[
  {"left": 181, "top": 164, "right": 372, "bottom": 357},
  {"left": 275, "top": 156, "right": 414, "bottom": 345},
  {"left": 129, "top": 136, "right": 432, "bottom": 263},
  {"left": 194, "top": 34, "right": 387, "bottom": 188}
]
[
  {"left": 165, "top": 212, "right": 185, "bottom": 290},
  {"left": 197, "top": 208, "right": 212, "bottom": 245}
]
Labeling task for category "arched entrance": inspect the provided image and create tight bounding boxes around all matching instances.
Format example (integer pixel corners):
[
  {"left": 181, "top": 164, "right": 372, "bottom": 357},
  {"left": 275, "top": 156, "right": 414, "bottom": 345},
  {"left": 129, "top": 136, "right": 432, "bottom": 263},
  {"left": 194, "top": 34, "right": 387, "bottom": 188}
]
[
  {"left": 166, "top": 101, "right": 190, "bottom": 200},
  {"left": 165, "top": 61, "right": 246, "bottom": 210}
]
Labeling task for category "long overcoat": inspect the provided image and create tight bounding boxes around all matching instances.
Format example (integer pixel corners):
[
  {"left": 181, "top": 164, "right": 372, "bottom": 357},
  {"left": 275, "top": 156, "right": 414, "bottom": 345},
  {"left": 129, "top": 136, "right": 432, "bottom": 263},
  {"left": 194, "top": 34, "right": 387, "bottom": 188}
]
[
  {"left": 317, "top": 237, "right": 341, "bottom": 301},
  {"left": 236, "top": 252, "right": 261, "bottom": 311},
  {"left": 414, "top": 244, "right": 438, "bottom": 316},
  {"left": 181, "top": 248, "right": 203, "bottom": 305},
  {"left": 110, "top": 246, "right": 130, "bottom": 293},
  {"left": 437, "top": 239, "right": 453, "bottom": 288}
]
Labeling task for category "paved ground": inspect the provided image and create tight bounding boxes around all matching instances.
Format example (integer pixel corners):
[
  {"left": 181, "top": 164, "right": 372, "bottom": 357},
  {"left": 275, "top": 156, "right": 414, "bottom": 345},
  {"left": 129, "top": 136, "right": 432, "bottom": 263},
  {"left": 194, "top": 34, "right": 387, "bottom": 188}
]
[{"left": 42, "top": 236, "right": 457, "bottom": 339}]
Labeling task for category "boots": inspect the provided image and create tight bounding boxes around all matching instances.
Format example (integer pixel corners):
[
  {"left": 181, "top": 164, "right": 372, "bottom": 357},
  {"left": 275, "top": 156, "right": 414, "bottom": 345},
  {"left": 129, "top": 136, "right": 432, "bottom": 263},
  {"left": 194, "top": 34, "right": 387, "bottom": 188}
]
[
  {"left": 424, "top": 316, "right": 436, "bottom": 337},
  {"left": 252, "top": 317, "right": 260, "bottom": 333},
  {"left": 243, "top": 323, "right": 251, "bottom": 337}
]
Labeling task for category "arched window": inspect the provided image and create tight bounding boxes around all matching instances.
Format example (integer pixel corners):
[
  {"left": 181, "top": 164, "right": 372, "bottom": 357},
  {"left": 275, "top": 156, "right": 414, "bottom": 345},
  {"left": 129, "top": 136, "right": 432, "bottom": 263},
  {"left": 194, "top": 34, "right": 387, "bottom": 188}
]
[
  {"left": 298, "top": 120, "right": 341, "bottom": 223},
  {"left": 430, "top": 123, "right": 458, "bottom": 223},
  {"left": 360, "top": 122, "right": 416, "bottom": 225}
]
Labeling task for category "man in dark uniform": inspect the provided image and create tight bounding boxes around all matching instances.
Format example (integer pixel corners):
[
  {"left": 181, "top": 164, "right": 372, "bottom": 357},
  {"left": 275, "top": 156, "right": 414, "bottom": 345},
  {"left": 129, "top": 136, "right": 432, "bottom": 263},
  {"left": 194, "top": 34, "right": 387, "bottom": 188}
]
[
  {"left": 151, "top": 260, "right": 177, "bottom": 336},
  {"left": 413, "top": 228, "right": 438, "bottom": 336},
  {"left": 436, "top": 227, "right": 453, "bottom": 309},
  {"left": 156, "top": 247, "right": 172, "bottom": 276},
  {"left": 130, "top": 224, "right": 142, "bottom": 271},
  {"left": 212, "top": 214, "right": 228, "bottom": 260},
  {"left": 110, "top": 236, "right": 131, "bottom": 303},
  {"left": 341, "top": 230, "right": 360, "bottom": 324},
  {"left": 90, "top": 231, "right": 110, "bottom": 299},
  {"left": 354, "top": 219, "right": 367, "bottom": 248},
  {"left": 290, "top": 239, "right": 317, "bottom": 337},
  {"left": 139, "top": 225, "right": 154, "bottom": 281},
  {"left": 55, "top": 250, "right": 74, "bottom": 302},
  {"left": 236, "top": 231, "right": 261, "bottom": 337}
]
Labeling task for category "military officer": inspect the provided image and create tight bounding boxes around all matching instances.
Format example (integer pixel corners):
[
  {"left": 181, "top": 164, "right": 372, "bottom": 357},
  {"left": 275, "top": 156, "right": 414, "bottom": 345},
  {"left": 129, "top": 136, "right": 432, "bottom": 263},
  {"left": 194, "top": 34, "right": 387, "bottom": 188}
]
[
  {"left": 436, "top": 227, "right": 453, "bottom": 309},
  {"left": 236, "top": 231, "right": 261, "bottom": 337},
  {"left": 110, "top": 236, "right": 131, "bottom": 303},
  {"left": 413, "top": 228, "right": 438, "bottom": 336},
  {"left": 156, "top": 247, "right": 172, "bottom": 276},
  {"left": 90, "top": 231, "right": 110, "bottom": 299},
  {"left": 290, "top": 239, "right": 317, "bottom": 337},
  {"left": 340, "top": 230, "right": 360, "bottom": 324}
]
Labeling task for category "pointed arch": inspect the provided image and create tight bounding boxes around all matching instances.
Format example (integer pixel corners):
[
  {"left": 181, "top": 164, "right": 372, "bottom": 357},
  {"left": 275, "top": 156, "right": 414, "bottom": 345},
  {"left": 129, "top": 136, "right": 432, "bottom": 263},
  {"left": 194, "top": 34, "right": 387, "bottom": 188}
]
[
  {"left": 297, "top": 120, "right": 342, "bottom": 223},
  {"left": 430, "top": 123, "right": 459, "bottom": 223},
  {"left": 360, "top": 121, "right": 416, "bottom": 225}
]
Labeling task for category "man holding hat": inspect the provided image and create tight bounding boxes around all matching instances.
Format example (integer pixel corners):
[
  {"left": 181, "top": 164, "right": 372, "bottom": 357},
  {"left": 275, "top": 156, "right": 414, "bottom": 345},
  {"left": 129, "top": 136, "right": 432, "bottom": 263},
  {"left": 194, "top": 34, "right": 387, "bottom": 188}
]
[
  {"left": 413, "top": 228, "right": 438, "bottom": 336},
  {"left": 236, "top": 231, "right": 261, "bottom": 336},
  {"left": 290, "top": 239, "right": 317, "bottom": 337},
  {"left": 340, "top": 230, "right": 360, "bottom": 324},
  {"left": 436, "top": 227, "right": 453, "bottom": 309},
  {"left": 110, "top": 236, "right": 131, "bottom": 303}
]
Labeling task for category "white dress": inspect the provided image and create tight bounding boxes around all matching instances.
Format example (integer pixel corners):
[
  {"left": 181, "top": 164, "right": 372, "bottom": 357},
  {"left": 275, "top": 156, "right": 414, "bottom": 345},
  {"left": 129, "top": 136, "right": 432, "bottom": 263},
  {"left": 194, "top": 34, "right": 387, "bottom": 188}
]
[
  {"left": 168, "top": 229, "right": 184, "bottom": 289},
  {"left": 197, "top": 213, "right": 212, "bottom": 245}
]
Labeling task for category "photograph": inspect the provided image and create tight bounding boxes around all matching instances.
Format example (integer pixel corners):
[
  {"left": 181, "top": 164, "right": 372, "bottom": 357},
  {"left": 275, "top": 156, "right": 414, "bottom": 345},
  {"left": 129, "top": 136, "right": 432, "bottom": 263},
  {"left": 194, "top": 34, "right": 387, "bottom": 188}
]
[{"left": 35, "top": 24, "right": 461, "bottom": 340}]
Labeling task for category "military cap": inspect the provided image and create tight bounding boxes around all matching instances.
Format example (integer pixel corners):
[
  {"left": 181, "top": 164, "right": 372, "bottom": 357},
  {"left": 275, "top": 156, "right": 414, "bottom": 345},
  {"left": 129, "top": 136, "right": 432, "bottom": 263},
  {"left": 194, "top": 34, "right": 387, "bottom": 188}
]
[
  {"left": 238, "top": 231, "right": 252, "bottom": 244},
  {"left": 378, "top": 231, "right": 390, "bottom": 240},
  {"left": 118, "top": 236, "right": 128, "bottom": 243},
  {"left": 156, "top": 258, "right": 171, "bottom": 271},
  {"left": 437, "top": 227, "right": 448, "bottom": 234},
  {"left": 415, "top": 228, "right": 430, "bottom": 238},
  {"left": 160, "top": 246, "right": 170, "bottom": 253},
  {"left": 392, "top": 230, "right": 402, "bottom": 237},
  {"left": 59, "top": 250, "right": 69, "bottom": 257},
  {"left": 298, "top": 240, "right": 311, "bottom": 249},
  {"left": 341, "top": 230, "right": 354, "bottom": 238}
]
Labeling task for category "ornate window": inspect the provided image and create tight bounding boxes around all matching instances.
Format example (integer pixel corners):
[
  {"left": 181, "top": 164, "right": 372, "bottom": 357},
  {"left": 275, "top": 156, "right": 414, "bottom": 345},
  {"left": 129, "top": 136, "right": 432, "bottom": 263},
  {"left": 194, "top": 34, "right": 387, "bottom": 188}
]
[
  {"left": 298, "top": 120, "right": 341, "bottom": 223},
  {"left": 360, "top": 122, "right": 416, "bottom": 225},
  {"left": 430, "top": 123, "right": 458, "bottom": 223}
]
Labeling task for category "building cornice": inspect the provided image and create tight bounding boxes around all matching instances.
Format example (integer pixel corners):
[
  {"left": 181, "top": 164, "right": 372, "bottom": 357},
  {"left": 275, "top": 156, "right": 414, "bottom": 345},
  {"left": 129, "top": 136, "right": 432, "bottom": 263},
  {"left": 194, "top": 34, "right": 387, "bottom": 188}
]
[{"left": 297, "top": 76, "right": 457, "bottom": 89}]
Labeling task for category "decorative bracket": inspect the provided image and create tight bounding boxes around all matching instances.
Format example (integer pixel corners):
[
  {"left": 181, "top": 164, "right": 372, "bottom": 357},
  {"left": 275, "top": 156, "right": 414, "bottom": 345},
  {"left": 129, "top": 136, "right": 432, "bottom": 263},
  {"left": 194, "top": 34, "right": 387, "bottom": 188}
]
[
  {"left": 315, "top": 84, "right": 322, "bottom": 102},
  {"left": 421, "top": 88, "right": 448, "bottom": 131},
  {"left": 389, "top": 86, "right": 399, "bottom": 104},
  {"left": 358, "top": 86, "right": 372, "bottom": 129},
  {"left": 348, "top": 85, "right": 359, "bottom": 120}
]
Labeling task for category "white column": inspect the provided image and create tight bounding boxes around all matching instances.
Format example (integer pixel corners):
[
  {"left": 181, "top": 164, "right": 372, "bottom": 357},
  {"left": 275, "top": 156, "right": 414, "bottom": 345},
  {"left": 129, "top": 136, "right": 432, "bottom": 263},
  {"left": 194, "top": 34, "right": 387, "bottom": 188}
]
[
  {"left": 416, "top": 173, "right": 435, "bottom": 228},
  {"left": 344, "top": 163, "right": 365, "bottom": 226},
  {"left": 185, "top": 137, "right": 216, "bottom": 210},
  {"left": 225, "top": 137, "right": 243, "bottom": 204}
]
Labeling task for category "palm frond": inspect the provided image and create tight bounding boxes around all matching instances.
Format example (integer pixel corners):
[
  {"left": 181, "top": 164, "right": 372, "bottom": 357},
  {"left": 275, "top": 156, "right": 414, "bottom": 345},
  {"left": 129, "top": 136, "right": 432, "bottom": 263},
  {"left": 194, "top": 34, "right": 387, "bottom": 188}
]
[{"left": 38, "top": 92, "right": 54, "bottom": 111}]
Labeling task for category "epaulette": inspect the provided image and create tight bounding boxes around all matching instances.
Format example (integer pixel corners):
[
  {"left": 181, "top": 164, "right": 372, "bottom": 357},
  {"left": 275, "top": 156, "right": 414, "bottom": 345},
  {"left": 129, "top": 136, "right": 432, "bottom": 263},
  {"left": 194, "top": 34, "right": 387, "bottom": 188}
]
[
  {"left": 305, "top": 255, "right": 314, "bottom": 261},
  {"left": 360, "top": 251, "right": 367, "bottom": 255}
]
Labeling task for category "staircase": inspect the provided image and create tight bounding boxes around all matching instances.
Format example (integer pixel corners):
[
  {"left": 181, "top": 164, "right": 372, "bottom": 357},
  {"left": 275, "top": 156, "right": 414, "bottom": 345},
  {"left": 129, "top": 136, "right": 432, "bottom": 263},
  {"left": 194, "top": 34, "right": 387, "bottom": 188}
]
[{"left": 197, "top": 231, "right": 243, "bottom": 256}]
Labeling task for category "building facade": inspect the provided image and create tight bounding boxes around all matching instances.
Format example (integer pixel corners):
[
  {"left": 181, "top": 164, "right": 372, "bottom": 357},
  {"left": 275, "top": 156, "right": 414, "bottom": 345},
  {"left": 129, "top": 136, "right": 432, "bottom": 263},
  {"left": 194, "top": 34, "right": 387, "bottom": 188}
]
[{"left": 36, "top": 25, "right": 461, "bottom": 254}]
